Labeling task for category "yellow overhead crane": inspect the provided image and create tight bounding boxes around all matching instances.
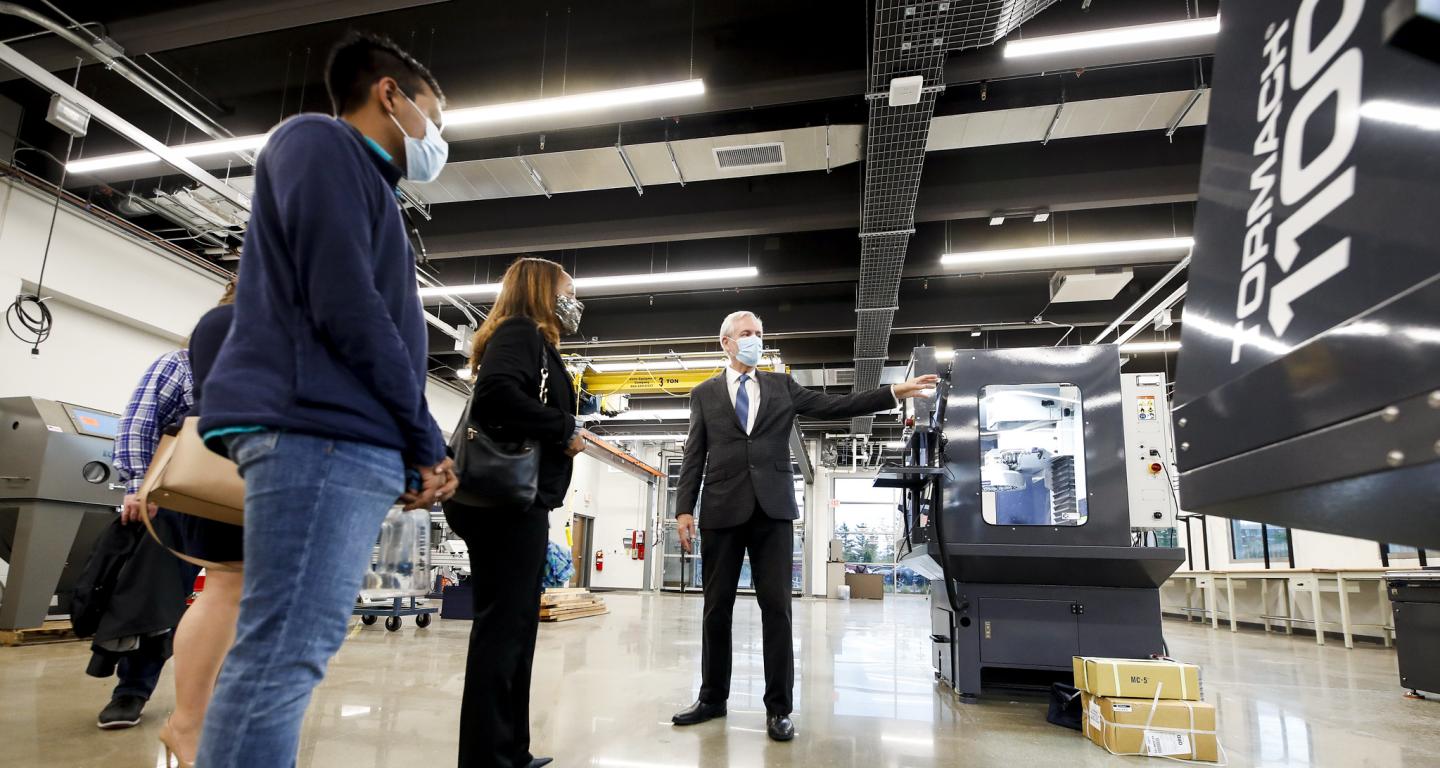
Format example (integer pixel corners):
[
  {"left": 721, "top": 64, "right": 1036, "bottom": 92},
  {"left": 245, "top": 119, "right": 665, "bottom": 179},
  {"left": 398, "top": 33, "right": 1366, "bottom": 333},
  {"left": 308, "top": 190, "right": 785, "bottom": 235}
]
[{"left": 567, "top": 351, "right": 786, "bottom": 397}]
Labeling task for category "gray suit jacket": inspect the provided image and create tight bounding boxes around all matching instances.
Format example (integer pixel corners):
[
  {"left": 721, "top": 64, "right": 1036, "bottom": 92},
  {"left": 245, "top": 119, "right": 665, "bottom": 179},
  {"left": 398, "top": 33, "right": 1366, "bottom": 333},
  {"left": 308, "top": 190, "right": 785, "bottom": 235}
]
[{"left": 675, "top": 370, "right": 897, "bottom": 529}]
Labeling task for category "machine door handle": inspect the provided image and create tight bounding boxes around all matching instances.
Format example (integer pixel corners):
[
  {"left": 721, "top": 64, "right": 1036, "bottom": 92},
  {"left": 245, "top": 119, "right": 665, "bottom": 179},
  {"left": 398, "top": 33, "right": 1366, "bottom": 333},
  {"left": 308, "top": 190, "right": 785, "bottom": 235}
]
[
  {"left": 108, "top": 483, "right": 126, "bottom": 491},
  {"left": 1, "top": 476, "right": 31, "bottom": 482}
]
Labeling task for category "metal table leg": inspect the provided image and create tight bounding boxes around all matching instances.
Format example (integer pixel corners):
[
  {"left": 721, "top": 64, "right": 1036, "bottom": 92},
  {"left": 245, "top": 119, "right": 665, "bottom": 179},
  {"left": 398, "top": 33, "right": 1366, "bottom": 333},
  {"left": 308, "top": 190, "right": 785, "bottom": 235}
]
[
  {"left": 1338, "top": 575, "right": 1354, "bottom": 649},
  {"left": 1310, "top": 578, "right": 1326, "bottom": 646},
  {"left": 1227, "top": 576, "right": 1238, "bottom": 633},
  {"left": 1261, "top": 579, "right": 1271, "bottom": 633}
]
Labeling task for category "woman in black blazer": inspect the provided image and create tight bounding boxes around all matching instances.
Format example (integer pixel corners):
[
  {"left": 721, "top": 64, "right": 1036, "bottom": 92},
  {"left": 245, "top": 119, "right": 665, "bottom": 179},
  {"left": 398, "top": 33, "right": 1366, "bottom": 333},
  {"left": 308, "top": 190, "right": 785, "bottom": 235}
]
[{"left": 443, "top": 257, "right": 584, "bottom": 768}]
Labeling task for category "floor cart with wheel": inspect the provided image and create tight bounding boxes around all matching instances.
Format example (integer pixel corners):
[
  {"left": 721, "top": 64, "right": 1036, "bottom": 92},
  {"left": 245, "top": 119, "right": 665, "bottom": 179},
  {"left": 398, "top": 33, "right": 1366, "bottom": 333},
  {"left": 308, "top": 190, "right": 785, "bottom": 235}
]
[{"left": 354, "top": 596, "right": 437, "bottom": 632}]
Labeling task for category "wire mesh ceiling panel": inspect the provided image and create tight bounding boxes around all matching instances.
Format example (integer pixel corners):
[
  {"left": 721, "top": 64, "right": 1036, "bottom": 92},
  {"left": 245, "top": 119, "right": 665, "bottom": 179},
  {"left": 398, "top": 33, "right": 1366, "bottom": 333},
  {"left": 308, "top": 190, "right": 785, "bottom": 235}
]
[
  {"left": 948, "top": 0, "right": 1062, "bottom": 51},
  {"left": 849, "top": 0, "right": 1059, "bottom": 434}
]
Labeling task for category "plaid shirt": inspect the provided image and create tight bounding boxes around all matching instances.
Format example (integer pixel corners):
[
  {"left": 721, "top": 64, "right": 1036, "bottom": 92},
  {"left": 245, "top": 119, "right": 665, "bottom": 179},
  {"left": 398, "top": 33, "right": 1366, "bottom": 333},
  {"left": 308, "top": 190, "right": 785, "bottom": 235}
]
[{"left": 114, "top": 350, "right": 194, "bottom": 495}]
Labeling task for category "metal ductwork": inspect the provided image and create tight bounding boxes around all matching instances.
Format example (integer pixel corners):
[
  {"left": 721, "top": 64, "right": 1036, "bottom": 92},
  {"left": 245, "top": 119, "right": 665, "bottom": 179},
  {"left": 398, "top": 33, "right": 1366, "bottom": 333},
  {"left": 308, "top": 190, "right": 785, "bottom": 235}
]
[{"left": 849, "top": 0, "right": 1059, "bottom": 434}]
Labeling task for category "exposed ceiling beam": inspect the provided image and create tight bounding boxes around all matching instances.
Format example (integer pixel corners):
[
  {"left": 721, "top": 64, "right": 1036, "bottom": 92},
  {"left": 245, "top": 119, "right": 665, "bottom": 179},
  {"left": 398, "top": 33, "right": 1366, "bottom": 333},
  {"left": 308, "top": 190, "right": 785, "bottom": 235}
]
[{"left": 416, "top": 131, "right": 1203, "bottom": 258}]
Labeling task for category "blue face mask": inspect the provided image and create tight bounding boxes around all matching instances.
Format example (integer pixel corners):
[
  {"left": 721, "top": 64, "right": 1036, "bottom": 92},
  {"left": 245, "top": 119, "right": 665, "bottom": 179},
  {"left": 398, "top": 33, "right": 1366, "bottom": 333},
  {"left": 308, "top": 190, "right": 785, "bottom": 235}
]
[
  {"left": 388, "top": 92, "right": 448, "bottom": 183},
  {"left": 733, "top": 335, "right": 763, "bottom": 367}
]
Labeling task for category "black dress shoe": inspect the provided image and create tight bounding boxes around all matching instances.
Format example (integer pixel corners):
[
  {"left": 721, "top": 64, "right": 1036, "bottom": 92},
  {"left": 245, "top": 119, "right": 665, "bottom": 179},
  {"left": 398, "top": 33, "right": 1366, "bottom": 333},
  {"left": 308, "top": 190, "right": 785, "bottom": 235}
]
[
  {"left": 672, "top": 700, "right": 727, "bottom": 726},
  {"left": 766, "top": 714, "right": 795, "bottom": 742},
  {"left": 97, "top": 695, "right": 147, "bottom": 730}
]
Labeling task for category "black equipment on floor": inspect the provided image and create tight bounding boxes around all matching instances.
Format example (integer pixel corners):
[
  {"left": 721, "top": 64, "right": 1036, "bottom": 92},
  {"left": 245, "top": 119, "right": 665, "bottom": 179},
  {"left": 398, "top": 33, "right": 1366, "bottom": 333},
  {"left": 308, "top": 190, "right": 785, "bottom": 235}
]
[{"left": 1387, "top": 570, "right": 1440, "bottom": 697}]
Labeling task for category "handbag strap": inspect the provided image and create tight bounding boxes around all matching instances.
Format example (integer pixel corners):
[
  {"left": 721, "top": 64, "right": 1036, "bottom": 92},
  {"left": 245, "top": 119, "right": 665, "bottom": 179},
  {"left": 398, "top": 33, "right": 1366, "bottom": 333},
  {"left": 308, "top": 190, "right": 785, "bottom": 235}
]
[{"left": 137, "top": 503, "right": 242, "bottom": 573}]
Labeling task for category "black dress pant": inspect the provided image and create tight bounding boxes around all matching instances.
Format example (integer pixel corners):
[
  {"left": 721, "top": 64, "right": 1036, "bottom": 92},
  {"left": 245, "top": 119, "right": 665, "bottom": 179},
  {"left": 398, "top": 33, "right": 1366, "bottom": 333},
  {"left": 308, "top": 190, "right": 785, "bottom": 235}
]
[
  {"left": 444, "top": 501, "right": 550, "bottom": 768},
  {"left": 698, "top": 505, "right": 795, "bottom": 715}
]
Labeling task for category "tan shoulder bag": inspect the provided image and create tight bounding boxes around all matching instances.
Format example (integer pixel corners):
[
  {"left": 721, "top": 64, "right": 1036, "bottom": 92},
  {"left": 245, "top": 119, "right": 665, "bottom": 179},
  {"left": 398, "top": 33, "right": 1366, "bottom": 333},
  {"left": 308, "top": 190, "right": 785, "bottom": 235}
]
[{"left": 137, "top": 416, "right": 245, "bottom": 571}]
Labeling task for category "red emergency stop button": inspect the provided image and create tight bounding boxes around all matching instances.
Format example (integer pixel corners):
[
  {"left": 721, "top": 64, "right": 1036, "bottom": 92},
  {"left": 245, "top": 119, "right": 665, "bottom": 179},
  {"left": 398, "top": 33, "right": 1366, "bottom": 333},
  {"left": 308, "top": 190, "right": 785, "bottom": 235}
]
[{"left": 1148, "top": 462, "right": 1163, "bottom": 475}]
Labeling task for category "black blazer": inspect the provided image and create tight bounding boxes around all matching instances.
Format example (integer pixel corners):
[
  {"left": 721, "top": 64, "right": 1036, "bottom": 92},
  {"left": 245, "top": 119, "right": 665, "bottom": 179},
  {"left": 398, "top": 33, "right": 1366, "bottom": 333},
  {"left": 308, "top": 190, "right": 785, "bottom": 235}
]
[
  {"left": 468, "top": 317, "right": 576, "bottom": 509},
  {"left": 676, "top": 370, "right": 896, "bottom": 529}
]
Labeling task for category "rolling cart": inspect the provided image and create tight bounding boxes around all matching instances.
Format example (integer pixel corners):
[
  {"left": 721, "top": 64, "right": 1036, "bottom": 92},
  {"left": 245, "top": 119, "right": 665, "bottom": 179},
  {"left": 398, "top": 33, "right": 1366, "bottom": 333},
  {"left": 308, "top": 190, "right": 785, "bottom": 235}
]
[{"left": 354, "top": 596, "right": 437, "bottom": 632}]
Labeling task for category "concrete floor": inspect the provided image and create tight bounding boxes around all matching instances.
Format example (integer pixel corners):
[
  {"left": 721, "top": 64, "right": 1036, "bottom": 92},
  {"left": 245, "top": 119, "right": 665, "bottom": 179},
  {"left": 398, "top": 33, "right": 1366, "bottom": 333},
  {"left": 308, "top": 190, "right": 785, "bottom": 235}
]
[{"left": 1, "top": 592, "right": 1437, "bottom": 767}]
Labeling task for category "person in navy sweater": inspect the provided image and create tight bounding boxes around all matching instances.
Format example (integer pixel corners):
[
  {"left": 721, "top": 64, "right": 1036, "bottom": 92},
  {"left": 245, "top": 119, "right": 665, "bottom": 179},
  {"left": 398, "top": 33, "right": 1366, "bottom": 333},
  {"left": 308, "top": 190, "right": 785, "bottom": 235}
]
[{"left": 194, "top": 33, "right": 457, "bottom": 767}]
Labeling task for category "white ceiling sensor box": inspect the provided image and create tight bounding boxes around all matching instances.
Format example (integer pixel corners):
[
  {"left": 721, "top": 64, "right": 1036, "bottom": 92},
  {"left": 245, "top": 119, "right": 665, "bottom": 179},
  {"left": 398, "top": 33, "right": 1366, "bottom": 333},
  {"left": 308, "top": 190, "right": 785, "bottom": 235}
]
[
  {"left": 888, "top": 76, "right": 924, "bottom": 107},
  {"left": 1049, "top": 267, "right": 1134, "bottom": 303}
]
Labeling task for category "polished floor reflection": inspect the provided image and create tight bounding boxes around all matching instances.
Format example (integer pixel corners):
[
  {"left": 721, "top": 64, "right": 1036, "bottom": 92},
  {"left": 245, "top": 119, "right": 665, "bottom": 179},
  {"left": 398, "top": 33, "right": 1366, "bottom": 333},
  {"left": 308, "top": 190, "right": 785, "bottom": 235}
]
[{"left": 1, "top": 593, "right": 1437, "bottom": 767}]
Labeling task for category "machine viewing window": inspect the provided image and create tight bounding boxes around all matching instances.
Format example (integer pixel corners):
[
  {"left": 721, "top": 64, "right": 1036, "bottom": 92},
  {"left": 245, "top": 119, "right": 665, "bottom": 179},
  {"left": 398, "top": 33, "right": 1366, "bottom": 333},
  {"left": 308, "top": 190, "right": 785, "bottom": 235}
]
[{"left": 978, "top": 384, "right": 1088, "bottom": 527}]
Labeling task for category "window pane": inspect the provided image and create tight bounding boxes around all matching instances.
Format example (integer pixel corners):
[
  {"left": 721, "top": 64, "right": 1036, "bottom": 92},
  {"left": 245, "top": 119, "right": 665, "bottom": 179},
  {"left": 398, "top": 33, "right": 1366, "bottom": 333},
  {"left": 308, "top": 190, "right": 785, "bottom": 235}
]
[
  {"left": 979, "top": 384, "right": 1088, "bottom": 526},
  {"left": 834, "top": 477, "right": 901, "bottom": 505},
  {"left": 1230, "top": 520, "right": 1290, "bottom": 561}
]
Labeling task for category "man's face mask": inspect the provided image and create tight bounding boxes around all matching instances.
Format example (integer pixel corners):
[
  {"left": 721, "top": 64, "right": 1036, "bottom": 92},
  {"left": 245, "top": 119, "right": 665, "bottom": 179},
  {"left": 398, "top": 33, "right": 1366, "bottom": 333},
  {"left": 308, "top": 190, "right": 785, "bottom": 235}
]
[
  {"left": 556, "top": 294, "right": 584, "bottom": 335},
  {"left": 388, "top": 91, "right": 448, "bottom": 183},
  {"left": 733, "top": 334, "right": 763, "bottom": 367}
]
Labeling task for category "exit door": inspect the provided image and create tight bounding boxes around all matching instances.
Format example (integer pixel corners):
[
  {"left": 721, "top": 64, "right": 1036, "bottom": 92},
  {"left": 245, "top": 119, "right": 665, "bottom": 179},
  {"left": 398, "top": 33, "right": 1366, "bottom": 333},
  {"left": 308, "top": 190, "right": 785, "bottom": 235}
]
[{"left": 571, "top": 515, "right": 593, "bottom": 588}]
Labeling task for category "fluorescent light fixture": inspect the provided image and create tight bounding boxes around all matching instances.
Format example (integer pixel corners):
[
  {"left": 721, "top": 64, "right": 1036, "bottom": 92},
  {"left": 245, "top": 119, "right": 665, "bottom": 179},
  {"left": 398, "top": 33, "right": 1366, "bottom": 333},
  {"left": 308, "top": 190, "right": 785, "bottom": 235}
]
[
  {"left": 588, "top": 359, "right": 728, "bottom": 373},
  {"left": 420, "top": 266, "right": 758, "bottom": 299},
  {"left": 932, "top": 348, "right": 955, "bottom": 361},
  {"left": 1119, "top": 340, "right": 1181, "bottom": 353},
  {"left": 597, "top": 408, "right": 692, "bottom": 421},
  {"left": 884, "top": 441, "right": 905, "bottom": 449},
  {"left": 602, "top": 433, "right": 688, "bottom": 443},
  {"left": 68, "top": 133, "right": 269, "bottom": 174},
  {"left": 443, "top": 79, "right": 704, "bottom": 128},
  {"left": 940, "top": 236, "right": 1194, "bottom": 268},
  {"left": 67, "top": 79, "right": 705, "bottom": 175},
  {"left": 1004, "top": 17, "right": 1221, "bottom": 59},
  {"left": 988, "top": 215, "right": 1005, "bottom": 226},
  {"left": 970, "top": 330, "right": 983, "bottom": 337},
  {"left": 1033, "top": 211, "right": 1050, "bottom": 223},
  {"left": 1361, "top": 100, "right": 1440, "bottom": 132}
]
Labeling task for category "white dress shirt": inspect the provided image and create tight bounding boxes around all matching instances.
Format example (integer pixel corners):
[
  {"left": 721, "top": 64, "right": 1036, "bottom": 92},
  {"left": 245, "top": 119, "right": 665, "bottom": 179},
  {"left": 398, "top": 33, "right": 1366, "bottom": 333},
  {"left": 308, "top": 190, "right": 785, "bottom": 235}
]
[{"left": 725, "top": 365, "right": 761, "bottom": 434}]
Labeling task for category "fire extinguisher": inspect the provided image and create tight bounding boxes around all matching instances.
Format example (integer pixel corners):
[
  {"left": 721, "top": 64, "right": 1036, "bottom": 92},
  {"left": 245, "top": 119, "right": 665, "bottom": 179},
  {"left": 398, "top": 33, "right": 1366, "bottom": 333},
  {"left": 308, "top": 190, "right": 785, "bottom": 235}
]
[
  {"left": 595, "top": 550, "right": 604, "bottom": 572},
  {"left": 634, "top": 530, "right": 645, "bottom": 561}
]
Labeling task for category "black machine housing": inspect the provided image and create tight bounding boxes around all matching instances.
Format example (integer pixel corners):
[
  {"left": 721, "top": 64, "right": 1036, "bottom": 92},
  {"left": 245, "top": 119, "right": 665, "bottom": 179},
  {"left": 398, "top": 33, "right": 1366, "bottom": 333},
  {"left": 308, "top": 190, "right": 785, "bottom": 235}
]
[
  {"left": 1174, "top": 0, "right": 1440, "bottom": 548},
  {"left": 893, "top": 346, "right": 1184, "bottom": 698}
]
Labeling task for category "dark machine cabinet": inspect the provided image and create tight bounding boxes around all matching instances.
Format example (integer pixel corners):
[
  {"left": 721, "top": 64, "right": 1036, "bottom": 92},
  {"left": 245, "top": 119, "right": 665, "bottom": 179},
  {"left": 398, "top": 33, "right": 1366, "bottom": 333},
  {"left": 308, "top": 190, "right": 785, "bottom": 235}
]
[
  {"left": 902, "top": 346, "right": 1183, "bottom": 699},
  {"left": 938, "top": 584, "right": 1167, "bottom": 697},
  {"left": 1388, "top": 571, "right": 1440, "bottom": 696}
]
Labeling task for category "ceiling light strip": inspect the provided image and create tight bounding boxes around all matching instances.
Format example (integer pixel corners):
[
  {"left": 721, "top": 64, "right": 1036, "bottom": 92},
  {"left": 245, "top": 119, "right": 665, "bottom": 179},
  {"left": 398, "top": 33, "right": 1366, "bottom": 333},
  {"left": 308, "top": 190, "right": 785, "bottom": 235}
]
[
  {"left": 1004, "top": 17, "right": 1221, "bottom": 59},
  {"left": 941, "top": 237, "right": 1194, "bottom": 267},
  {"left": 1118, "top": 341, "right": 1181, "bottom": 353},
  {"left": 67, "top": 79, "right": 706, "bottom": 175},
  {"left": 420, "top": 266, "right": 759, "bottom": 299}
]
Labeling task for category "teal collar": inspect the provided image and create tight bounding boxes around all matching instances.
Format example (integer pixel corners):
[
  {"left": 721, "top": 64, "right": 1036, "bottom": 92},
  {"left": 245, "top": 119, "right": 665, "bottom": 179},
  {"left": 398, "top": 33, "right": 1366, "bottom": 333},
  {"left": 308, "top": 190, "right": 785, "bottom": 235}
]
[{"left": 362, "top": 135, "right": 393, "bottom": 163}]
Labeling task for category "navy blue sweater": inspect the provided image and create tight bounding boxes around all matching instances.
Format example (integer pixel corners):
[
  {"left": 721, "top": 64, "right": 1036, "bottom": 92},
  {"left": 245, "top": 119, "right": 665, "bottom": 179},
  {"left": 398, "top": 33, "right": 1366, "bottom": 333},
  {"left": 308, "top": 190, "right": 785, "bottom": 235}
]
[{"left": 200, "top": 115, "right": 445, "bottom": 466}]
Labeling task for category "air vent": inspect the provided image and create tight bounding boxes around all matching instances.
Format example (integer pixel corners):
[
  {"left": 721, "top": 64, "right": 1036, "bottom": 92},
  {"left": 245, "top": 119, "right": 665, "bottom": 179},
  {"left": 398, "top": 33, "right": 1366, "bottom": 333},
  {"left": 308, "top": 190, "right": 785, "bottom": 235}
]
[{"left": 713, "top": 142, "right": 785, "bottom": 170}]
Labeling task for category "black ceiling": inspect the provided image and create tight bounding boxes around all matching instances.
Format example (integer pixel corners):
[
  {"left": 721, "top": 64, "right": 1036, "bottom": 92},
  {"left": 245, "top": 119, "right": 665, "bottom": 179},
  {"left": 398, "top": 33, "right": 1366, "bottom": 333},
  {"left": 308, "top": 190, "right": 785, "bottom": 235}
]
[{"left": 1, "top": 0, "right": 1210, "bottom": 436}]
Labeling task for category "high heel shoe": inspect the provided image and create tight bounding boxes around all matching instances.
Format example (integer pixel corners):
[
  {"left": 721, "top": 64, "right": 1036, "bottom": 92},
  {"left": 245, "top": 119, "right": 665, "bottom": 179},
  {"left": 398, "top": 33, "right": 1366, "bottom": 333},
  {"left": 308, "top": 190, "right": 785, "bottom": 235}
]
[{"left": 158, "top": 719, "right": 195, "bottom": 768}]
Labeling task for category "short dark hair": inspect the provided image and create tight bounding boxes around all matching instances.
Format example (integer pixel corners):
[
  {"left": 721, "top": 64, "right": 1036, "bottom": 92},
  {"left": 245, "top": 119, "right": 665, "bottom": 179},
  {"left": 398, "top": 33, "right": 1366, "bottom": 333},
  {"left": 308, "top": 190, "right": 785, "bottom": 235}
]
[{"left": 324, "top": 32, "right": 444, "bottom": 116}]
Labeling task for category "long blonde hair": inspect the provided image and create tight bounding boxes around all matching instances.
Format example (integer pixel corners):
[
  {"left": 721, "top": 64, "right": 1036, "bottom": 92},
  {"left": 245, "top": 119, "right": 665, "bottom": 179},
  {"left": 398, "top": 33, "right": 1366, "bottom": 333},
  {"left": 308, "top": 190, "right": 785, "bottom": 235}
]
[{"left": 468, "top": 257, "right": 565, "bottom": 373}]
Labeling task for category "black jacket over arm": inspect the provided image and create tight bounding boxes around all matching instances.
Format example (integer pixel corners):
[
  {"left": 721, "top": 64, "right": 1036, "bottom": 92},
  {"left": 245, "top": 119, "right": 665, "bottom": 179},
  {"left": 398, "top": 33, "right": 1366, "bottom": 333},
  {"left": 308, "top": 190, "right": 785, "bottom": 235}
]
[
  {"left": 675, "top": 370, "right": 896, "bottom": 530},
  {"left": 469, "top": 317, "right": 577, "bottom": 509}
]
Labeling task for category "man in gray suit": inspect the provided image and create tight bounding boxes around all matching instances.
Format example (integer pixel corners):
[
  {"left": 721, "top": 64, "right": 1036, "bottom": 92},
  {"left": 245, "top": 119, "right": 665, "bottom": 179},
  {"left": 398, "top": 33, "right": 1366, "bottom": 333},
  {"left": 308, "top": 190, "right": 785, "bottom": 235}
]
[{"left": 671, "top": 310, "right": 937, "bottom": 741}]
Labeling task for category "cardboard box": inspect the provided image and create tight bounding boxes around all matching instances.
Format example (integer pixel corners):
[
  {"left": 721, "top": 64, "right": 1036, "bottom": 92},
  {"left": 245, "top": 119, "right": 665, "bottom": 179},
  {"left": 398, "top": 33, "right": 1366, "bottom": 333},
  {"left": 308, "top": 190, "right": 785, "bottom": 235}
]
[
  {"left": 1082, "top": 693, "right": 1219, "bottom": 762},
  {"left": 1073, "top": 656, "right": 1202, "bottom": 701},
  {"left": 844, "top": 573, "right": 885, "bottom": 599}
]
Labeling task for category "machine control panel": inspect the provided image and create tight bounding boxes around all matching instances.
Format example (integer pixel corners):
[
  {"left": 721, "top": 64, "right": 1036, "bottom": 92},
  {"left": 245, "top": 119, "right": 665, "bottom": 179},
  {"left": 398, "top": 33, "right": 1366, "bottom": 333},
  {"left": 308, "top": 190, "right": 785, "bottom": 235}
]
[
  {"left": 60, "top": 402, "right": 120, "bottom": 439},
  {"left": 1120, "top": 374, "right": 1178, "bottom": 529}
]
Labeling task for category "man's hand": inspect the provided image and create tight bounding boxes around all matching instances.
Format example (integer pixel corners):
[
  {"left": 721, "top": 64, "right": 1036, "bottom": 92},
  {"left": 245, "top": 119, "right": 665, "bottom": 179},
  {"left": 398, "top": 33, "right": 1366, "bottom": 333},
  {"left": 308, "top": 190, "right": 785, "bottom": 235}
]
[
  {"left": 677, "top": 513, "right": 697, "bottom": 554},
  {"left": 401, "top": 459, "right": 458, "bottom": 510},
  {"left": 120, "top": 493, "right": 157, "bottom": 525},
  {"left": 564, "top": 433, "right": 586, "bottom": 458},
  {"left": 893, "top": 374, "right": 941, "bottom": 400}
]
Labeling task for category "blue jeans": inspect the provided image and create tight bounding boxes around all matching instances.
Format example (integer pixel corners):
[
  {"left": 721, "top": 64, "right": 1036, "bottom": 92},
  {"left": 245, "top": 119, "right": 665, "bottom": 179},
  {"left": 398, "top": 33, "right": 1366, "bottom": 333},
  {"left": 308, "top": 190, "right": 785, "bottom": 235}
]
[{"left": 196, "top": 432, "right": 403, "bottom": 768}]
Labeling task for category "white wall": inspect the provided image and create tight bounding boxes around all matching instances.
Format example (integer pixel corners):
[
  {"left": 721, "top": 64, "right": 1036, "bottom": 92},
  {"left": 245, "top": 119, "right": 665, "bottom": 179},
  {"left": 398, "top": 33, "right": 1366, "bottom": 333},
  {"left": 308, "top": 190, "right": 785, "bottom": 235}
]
[
  {"left": 0, "top": 177, "right": 462, "bottom": 429},
  {"left": 559, "top": 448, "right": 656, "bottom": 590}
]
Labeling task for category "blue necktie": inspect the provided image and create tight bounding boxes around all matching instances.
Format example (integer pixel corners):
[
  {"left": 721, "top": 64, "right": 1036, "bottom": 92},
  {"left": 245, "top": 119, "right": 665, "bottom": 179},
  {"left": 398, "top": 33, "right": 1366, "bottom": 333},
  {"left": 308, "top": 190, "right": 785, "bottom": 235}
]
[{"left": 735, "top": 374, "right": 751, "bottom": 434}]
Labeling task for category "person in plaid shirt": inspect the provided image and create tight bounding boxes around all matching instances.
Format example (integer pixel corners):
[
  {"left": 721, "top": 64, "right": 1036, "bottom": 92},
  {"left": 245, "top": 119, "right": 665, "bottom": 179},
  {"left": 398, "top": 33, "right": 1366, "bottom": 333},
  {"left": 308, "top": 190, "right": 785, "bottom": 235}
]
[
  {"left": 114, "top": 350, "right": 194, "bottom": 510},
  {"left": 93, "top": 349, "right": 195, "bottom": 731}
]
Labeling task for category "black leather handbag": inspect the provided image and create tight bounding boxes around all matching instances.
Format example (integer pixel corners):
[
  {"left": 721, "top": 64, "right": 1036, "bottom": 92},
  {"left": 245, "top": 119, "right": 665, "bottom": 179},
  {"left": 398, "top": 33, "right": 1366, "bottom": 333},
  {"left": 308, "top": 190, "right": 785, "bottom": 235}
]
[{"left": 448, "top": 349, "right": 549, "bottom": 509}]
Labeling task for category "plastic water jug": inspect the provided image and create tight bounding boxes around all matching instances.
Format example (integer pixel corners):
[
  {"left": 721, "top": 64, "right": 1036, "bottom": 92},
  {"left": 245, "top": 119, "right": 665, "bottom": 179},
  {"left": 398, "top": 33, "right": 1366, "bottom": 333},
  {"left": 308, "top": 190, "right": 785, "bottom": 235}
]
[{"left": 361, "top": 507, "right": 431, "bottom": 598}]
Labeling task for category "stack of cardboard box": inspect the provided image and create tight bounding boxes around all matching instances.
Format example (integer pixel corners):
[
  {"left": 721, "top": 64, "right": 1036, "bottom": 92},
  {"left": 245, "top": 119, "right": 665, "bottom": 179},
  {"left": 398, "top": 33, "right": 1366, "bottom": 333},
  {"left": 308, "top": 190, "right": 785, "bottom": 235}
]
[{"left": 1072, "top": 656, "right": 1220, "bottom": 763}]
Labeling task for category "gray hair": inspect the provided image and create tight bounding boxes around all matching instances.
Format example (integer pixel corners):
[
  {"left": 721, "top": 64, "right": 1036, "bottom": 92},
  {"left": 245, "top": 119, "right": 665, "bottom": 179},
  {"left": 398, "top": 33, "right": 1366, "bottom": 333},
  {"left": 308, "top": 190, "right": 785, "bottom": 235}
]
[{"left": 718, "top": 310, "right": 764, "bottom": 344}]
